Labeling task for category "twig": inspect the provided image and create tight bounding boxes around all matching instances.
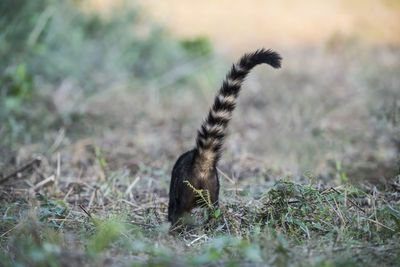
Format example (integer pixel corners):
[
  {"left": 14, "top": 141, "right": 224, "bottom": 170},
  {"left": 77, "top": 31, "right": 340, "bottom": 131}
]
[
  {"left": 224, "top": 188, "right": 244, "bottom": 191},
  {"left": 169, "top": 220, "right": 185, "bottom": 232},
  {"left": 0, "top": 222, "right": 21, "bottom": 237},
  {"left": 63, "top": 187, "right": 74, "bottom": 201},
  {"left": 217, "top": 167, "right": 235, "bottom": 184},
  {"left": 119, "top": 199, "right": 140, "bottom": 208},
  {"left": 364, "top": 218, "right": 395, "bottom": 232},
  {"left": 347, "top": 197, "right": 366, "bottom": 213},
  {"left": 223, "top": 216, "right": 231, "bottom": 235},
  {"left": 57, "top": 209, "right": 73, "bottom": 232},
  {"left": 329, "top": 187, "right": 341, "bottom": 195},
  {"left": 48, "top": 128, "right": 65, "bottom": 154},
  {"left": 125, "top": 176, "right": 141, "bottom": 196},
  {"left": 33, "top": 175, "right": 55, "bottom": 191},
  {"left": 79, "top": 204, "right": 92, "bottom": 219},
  {"left": 55, "top": 152, "right": 60, "bottom": 190},
  {"left": 0, "top": 158, "right": 41, "bottom": 184},
  {"left": 333, "top": 197, "right": 347, "bottom": 225},
  {"left": 88, "top": 189, "right": 97, "bottom": 210},
  {"left": 186, "top": 234, "right": 207, "bottom": 247},
  {"left": 326, "top": 198, "right": 345, "bottom": 226},
  {"left": 330, "top": 187, "right": 365, "bottom": 213}
]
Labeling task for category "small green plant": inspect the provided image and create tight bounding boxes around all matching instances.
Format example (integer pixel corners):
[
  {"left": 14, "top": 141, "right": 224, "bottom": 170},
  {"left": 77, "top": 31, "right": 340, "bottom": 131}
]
[
  {"left": 335, "top": 161, "right": 348, "bottom": 183},
  {"left": 36, "top": 193, "right": 68, "bottom": 225},
  {"left": 1, "top": 63, "right": 34, "bottom": 112},
  {"left": 183, "top": 180, "right": 213, "bottom": 208},
  {"left": 87, "top": 218, "right": 126, "bottom": 253},
  {"left": 95, "top": 147, "right": 108, "bottom": 168},
  {"left": 259, "top": 180, "right": 398, "bottom": 241},
  {"left": 180, "top": 36, "right": 212, "bottom": 57},
  {"left": 1, "top": 211, "right": 64, "bottom": 267}
]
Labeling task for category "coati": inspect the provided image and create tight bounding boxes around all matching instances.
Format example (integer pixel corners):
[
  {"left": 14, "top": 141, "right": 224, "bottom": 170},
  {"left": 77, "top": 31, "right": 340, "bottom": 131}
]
[{"left": 168, "top": 49, "right": 282, "bottom": 225}]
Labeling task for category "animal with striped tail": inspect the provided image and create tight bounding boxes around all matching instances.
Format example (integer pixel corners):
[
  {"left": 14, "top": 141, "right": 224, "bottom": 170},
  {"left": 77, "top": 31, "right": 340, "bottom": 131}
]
[{"left": 168, "top": 49, "right": 282, "bottom": 225}]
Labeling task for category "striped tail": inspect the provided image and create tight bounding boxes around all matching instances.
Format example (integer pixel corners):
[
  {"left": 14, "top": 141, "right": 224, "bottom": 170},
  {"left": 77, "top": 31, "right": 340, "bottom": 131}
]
[{"left": 194, "top": 49, "right": 282, "bottom": 171}]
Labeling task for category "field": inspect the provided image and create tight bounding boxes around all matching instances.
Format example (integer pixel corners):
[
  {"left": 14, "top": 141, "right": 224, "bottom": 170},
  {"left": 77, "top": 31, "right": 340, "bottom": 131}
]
[{"left": 1, "top": 1, "right": 400, "bottom": 266}]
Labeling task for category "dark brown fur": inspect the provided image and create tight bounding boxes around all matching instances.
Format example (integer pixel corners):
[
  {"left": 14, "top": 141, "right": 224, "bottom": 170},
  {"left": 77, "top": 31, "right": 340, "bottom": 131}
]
[{"left": 168, "top": 49, "right": 282, "bottom": 225}]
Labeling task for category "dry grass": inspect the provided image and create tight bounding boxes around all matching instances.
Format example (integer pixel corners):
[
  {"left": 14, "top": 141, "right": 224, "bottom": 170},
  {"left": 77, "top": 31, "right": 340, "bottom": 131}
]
[{"left": 1, "top": 43, "right": 400, "bottom": 265}]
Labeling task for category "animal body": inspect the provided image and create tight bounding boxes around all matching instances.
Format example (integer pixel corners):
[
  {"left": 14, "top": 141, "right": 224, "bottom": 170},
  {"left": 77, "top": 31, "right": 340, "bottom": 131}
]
[{"left": 168, "top": 49, "right": 282, "bottom": 225}]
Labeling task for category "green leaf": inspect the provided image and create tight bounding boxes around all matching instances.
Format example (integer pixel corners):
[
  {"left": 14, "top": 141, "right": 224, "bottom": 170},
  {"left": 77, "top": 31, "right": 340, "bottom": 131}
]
[
  {"left": 214, "top": 208, "right": 221, "bottom": 218},
  {"left": 16, "top": 64, "right": 27, "bottom": 82},
  {"left": 99, "top": 157, "right": 107, "bottom": 167}
]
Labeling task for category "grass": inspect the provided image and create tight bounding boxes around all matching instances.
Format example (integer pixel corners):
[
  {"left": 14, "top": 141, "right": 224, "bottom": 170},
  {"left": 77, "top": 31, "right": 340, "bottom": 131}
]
[
  {"left": 1, "top": 175, "right": 399, "bottom": 266},
  {"left": 1, "top": 0, "right": 400, "bottom": 266}
]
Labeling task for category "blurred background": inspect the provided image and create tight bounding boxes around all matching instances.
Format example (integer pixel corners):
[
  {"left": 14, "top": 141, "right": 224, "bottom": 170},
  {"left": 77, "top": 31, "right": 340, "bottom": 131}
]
[{"left": 1, "top": 0, "right": 399, "bottom": 186}]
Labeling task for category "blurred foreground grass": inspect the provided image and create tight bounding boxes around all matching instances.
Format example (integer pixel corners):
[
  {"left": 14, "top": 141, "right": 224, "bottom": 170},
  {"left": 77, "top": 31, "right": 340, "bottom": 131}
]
[{"left": 0, "top": 0, "right": 399, "bottom": 266}]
